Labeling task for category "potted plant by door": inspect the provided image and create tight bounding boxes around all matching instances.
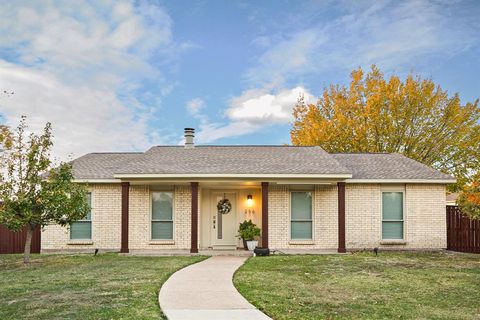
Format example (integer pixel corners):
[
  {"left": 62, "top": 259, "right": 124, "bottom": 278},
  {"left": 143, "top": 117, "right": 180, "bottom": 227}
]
[{"left": 237, "top": 220, "right": 261, "bottom": 251}]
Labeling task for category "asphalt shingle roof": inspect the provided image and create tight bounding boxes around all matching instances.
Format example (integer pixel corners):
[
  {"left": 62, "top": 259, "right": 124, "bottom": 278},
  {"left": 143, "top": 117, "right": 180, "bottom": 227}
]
[
  {"left": 331, "top": 153, "right": 453, "bottom": 180},
  {"left": 117, "top": 146, "right": 351, "bottom": 175},
  {"left": 70, "top": 146, "right": 454, "bottom": 181},
  {"left": 72, "top": 152, "right": 143, "bottom": 179}
]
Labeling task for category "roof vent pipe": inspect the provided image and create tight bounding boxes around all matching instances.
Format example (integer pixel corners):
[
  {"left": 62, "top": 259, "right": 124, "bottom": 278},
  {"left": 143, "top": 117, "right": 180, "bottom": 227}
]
[{"left": 184, "top": 128, "right": 195, "bottom": 148}]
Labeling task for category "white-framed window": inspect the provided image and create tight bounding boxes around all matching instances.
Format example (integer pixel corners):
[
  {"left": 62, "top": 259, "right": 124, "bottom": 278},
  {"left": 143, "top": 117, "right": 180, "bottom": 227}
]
[
  {"left": 382, "top": 191, "right": 404, "bottom": 240},
  {"left": 290, "top": 191, "right": 313, "bottom": 240},
  {"left": 70, "top": 192, "right": 92, "bottom": 240},
  {"left": 151, "top": 191, "right": 174, "bottom": 240}
]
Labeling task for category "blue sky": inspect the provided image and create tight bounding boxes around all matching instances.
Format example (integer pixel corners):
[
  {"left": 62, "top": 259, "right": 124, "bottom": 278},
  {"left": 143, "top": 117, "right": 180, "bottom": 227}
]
[{"left": 0, "top": 0, "right": 479, "bottom": 159}]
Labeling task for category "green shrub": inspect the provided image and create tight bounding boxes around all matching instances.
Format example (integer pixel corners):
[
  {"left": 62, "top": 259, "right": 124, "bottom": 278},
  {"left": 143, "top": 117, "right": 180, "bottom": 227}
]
[{"left": 237, "top": 220, "right": 260, "bottom": 241}]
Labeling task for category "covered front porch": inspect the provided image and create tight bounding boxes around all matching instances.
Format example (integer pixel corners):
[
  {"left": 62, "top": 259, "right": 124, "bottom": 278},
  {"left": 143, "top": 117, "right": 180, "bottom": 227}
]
[{"left": 117, "top": 178, "right": 347, "bottom": 254}]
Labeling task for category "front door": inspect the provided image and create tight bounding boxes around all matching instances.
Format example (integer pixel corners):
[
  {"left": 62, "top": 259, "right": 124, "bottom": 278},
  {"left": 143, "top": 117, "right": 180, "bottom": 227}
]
[{"left": 211, "top": 192, "right": 237, "bottom": 249}]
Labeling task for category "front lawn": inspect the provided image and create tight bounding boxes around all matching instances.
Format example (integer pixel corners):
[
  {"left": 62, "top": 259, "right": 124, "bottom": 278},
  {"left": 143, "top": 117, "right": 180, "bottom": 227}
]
[
  {"left": 234, "top": 252, "right": 480, "bottom": 319},
  {"left": 0, "top": 253, "right": 205, "bottom": 319}
]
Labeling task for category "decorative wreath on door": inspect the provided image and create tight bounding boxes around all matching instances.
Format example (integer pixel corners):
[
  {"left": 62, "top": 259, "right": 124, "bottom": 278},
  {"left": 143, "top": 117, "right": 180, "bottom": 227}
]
[{"left": 217, "top": 198, "right": 232, "bottom": 215}]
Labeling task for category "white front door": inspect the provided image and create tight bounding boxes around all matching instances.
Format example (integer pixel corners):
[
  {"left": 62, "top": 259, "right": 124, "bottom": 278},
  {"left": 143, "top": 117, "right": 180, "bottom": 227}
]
[{"left": 211, "top": 192, "right": 237, "bottom": 249}]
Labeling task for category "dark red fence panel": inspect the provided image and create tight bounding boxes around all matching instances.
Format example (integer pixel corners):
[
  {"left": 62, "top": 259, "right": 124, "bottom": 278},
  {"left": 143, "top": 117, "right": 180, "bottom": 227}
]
[
  {"left": 0, "top": 225, "right": 41, "bottom": 254},
  {"left": 447, "top": 206, "right": 480, "bottom": 254}
]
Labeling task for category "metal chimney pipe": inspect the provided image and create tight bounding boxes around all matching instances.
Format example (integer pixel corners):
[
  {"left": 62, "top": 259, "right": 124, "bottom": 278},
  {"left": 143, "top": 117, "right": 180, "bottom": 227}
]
[{"left": 184, "top": 128, "right": 195, "bottom": 148}]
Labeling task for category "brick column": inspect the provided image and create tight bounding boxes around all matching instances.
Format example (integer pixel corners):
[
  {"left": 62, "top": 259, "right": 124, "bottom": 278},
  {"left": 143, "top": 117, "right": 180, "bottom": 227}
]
[
  {"left": 190, "top": 182, "right": 199, "bottom": 253},
  {"left": 338, "top": 182, "right": 346, "bottom": 253},
  {"left": 261, "top": 182, "right": 269, "bottom": 249},
  {"left": 120, "top": 182, "right": 129, "bottom": 253}
]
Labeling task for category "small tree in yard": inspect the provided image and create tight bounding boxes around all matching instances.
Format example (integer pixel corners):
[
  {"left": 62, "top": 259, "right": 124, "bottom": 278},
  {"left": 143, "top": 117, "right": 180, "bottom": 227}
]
[{"left": 0, "top": 116, "right": 90, "bottom": 264}]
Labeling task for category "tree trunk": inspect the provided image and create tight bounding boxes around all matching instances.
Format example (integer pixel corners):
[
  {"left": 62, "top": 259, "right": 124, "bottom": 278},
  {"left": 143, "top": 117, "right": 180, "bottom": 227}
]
[{"left": 23, "top": 225, "right": 34, "bottom": 265}]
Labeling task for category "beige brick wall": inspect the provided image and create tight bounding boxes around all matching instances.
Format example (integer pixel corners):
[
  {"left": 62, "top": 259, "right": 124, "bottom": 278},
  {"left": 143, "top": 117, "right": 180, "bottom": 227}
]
[
  {"left": 405, "top": 184, "right": 446, "bottom": 248},
  {"left": 269, "top": 183, "right": 446, "bottom": 250},
  {"left": 42, "top": 184, "right": 122, "bottom": 251},
  {"left": 42, "top": 182, "right": 446, "bottom": 252},
  {"left": 268, "top": 185, "right": 338, "bottom": 250},
  {"left": 43, "top": 184, "right": 193, "bottom": 252},
  {"left": 314, "top": 185, "right": 338, "bottom": 249},
  {"left": 268, "top": 185, "right": 289, "bottom": 249},
  {"left": 345, "top": 184, "right": 447, "bottom": 249},
  {"left": 345, "top": 184, "right": 382, "bottom": 248},
  {"left": 171, "top": 185, "right": 193, "bottom": 249},
  {"left": 128, "top": 185, "right": 150, "bottom": 249},
  {"left": 128, "top": 185, "right": 192, "bottom": 251}
]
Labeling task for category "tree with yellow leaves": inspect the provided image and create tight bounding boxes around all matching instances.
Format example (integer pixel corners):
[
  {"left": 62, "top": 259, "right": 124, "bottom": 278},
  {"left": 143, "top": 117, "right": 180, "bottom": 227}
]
[
  {"left": 457, "top": 173, "right": 480, "bottom": 219},
  {"left": 291, "top": 65, "right": 480, "bottom": 192}
]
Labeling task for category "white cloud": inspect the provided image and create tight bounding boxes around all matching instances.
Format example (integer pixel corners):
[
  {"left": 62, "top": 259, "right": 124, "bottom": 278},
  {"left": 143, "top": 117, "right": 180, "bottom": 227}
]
[
  {"left": 0, "top": 61, "right": 152, "bottom": 159},
  {"left": 195, "top": 86, "right": 314, "bottom": 143},
  {"left": 196, "top": 121, "right": 260, "bottom": 144},
  {"left": 226, "top": 86, "right": 314, "bottom": 124},
  {"left": 186, "top": 98, "right": 205, "bottom": 115},
  {"left": 0, "top": 1, "right": 173, "bottom": 77},
  {"left": 0, "top": 1, "right": 180, "bottom": 159}
]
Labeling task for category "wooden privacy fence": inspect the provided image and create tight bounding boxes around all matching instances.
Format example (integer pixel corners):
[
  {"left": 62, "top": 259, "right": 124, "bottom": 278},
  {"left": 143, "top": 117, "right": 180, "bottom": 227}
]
[
  {"left": 447, "top": 205, "right": 480, "bottom": 253},
  {"left": 0, "top": 225, "right": 41, "bottom": 254}
]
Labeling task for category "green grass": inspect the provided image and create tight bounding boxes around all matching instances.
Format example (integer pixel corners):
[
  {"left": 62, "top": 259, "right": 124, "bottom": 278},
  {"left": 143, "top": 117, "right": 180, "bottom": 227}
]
[
  {"left": 234, "top": 252, "right": 480, "bottom": 320},
  {"left": 0, "top": 253, "right": 206, "bottom": 320}
]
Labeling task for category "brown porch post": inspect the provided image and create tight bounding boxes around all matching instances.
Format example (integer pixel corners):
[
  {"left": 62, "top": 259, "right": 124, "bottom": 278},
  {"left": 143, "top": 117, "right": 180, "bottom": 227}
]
[
  {"left": 120, "top": 182, "right": 130, "bottom": 253},
  {"left": 261, "top": 182, "right": 269, "bottom": 249},
  {"left": 337, "top": 182, "right": 346, "bottom": 253},
  {"left": 190, "top": 182, "right": 199, "bottom": 253}
]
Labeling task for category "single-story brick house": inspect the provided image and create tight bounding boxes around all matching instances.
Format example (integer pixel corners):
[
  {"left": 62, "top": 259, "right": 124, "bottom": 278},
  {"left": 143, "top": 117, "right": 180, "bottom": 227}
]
[{"left": 42, "top": 128, "right": 455, "bottom": 253}]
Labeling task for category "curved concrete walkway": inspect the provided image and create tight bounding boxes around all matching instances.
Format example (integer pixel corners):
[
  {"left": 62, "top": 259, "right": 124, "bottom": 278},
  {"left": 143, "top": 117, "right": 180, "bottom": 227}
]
[{"left": 159, "top": 256, "right": 271, "bottom": 320}]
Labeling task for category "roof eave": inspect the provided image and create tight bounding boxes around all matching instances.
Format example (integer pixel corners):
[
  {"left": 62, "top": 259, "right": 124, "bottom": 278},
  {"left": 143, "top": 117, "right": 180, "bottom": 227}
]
[
  {"left": 73, "top": 179, "right": 122, "bottom": 183},
  {"left": 113, "top": 173, "right": 353, "bottom": 179}
]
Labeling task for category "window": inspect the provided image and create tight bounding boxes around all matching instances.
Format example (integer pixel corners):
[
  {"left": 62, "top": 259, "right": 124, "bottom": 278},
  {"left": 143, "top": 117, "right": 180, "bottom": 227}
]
[
  {"left": 70, "top": 192, "right": 92, "bottom": 240},
  {"left": 151, "top": 192, "right": 173, "bottom": 240},
  {"left": 290, "top": 191, "right": 313, "bottom": 240},
  {"left": 382, "top": 192, "right": 404, "bottom": 239}
]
